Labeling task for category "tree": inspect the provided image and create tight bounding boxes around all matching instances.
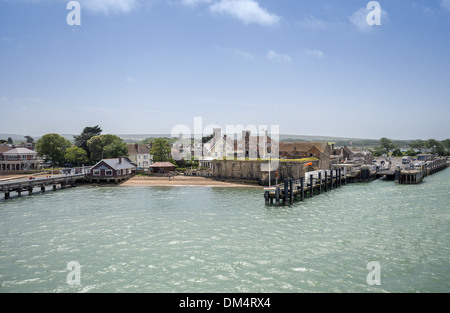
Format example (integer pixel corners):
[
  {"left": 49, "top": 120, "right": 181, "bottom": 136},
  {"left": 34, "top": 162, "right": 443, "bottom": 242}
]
[
  {"left": 373, "top": 137, "right": 396, "bottom": 155},
  {"left": 24, "top": 135, "right": 34, "bottom": 143},
  {"left": 87, "top": 134, "right": 128, "bottom": 163},
  {"left": 379, "top": 137, "right": 396, "bottom": 152},
  {"left": 35, "top": 134, "right": 72, "bottom": 166},
  {"left": 392, "top": 148, "right": 403, "bottom": 157},
  {"left": 7, "top": 137, "right": 13, "bottom": 145},
  {"left": 65, "top": 146, "right": 89, "bottom": 166},
  {"left": 440, "top": 139, "right": 450, "bottom": 153},
  {"left": 151, "top": 138, "right": 171, "bottom": 162},
  {"left": 74, "top": 125, "right": 102, "bottom": 159},
  {"left": 409, "top": 139, "right": 426, "bottom": 153},
  {"left": 404, "top": 149, "right": 418, "bottom": 157},
  {"left": 425, "top": 139, "right": 445, "bottom": 156}
]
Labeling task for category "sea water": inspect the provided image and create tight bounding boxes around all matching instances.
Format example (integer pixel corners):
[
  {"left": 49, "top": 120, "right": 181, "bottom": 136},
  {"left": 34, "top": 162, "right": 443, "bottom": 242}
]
[{"left": 0, "top": 169, "right": 449, "bottom": 293}]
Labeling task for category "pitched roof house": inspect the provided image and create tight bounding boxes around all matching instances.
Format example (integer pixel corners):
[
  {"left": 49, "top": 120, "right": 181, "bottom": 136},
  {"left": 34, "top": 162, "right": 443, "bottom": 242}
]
[
  {"left": 279, "top": 142, "right": 331, "bottom": 169},
  {"left": 0, "top": 147, "right": 43, "bottom": 171},
  {"left": 150, "top": 162, "right": 176, "bottom": 173},
  {"left": 88, "top": 157, "right": 136, "bottom": 183},
  {"left": 127, "top": 144, "right": 152, "bottom": 169}
]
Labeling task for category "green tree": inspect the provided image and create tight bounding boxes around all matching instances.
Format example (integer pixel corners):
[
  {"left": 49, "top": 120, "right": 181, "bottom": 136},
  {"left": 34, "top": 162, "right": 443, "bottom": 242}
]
[
  {"left": 35, "top": 133, "right": 72, "bottom": 166},
  {"left": 404, "top": 149, "right": 418, "bottom": 156},
  {"left": 425, "top": 139, "right": 445, "bottom": 156},
  {"left": 440, "top": 139, "right": 450, "bottom": 153},
  {"left": 373, "top": 137, "right": 397, "bottom": 155},
  {"left": 74, "top": 125, "right": 102, "bottom": 159},
  {"left": 7, "top": 137, "right": 13, "bottom": 145},
  {"left": 392, "top": 148, "right": 403, "bottom": 157},
  {"left": 151, "top": 138, "right": 171, "bottom": 162},
  {"left": 65, "top": 146, "right": 89, "bottom": 166},
  {"left": 87, "top": 134, "right": 128, "bottom": 163},
  {"left": 24, "top": 135, "right": 34, "bottom": 143},
  {"left": 409, "top": 139, "right": 426, "bottom": 153}
]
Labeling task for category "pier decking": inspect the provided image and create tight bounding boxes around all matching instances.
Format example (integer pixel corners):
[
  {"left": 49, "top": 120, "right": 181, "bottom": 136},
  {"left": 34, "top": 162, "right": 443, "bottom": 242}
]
[
  {"left": 0, "top": 173, "right": 87, "bottom": 200},
  {"left": 395, "top": 158, "right": 447, "bottom": 184},
  {"left": 264, "top": 158, "right": 448, "bottom": 205},
  {"left": 264, "top": 169, "right": 347, "bottom": 206}
]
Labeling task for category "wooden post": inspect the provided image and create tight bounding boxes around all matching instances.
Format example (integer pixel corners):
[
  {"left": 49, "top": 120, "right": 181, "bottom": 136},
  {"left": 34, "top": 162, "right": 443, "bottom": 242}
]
[
  {"left": 41, "top": 185, "right": 45, "bottom": 193},
  {"left": 53, "top": 185, "right": 57, "bottom": 191},
  {"left": 289, "top": 179, "right": 293, "bottom": 205},
  {"left": 4, "top": 192, "right": 10, "bottom": 200},
  {"left": 300, "top": 177, "right": 304, "bottom": 201},
  {"left": 264, "top": 191, "right": 269, "bottom": 205},
  {"left": 330, "top": 170, "right": 333, "bottom": 190},
  {"left": 283, "top": 179, "right": 288, "bottom": 206},
  {"left": 325, "top": 171, "right": 328, "bottom": 192},
  {"left": 310, "top": 174, "right": 314, "bottom": 198},
  {"left": 275, "top": 185, "right": 280, "bottom": 206},
  {"left": 28, "top": 187, "right": 33, "bottom": 195},
  {"left": 339, "top": 168, "right": 342, "bottom": 187},
  {"left": 318, "top": 172, "right": 322, "bottom": 194}
]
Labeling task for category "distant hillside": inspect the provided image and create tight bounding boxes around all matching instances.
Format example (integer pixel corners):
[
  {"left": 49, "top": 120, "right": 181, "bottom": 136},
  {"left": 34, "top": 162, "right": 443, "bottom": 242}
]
[{"left": 0, "top": 133, "right": 413, "bottom": 148}]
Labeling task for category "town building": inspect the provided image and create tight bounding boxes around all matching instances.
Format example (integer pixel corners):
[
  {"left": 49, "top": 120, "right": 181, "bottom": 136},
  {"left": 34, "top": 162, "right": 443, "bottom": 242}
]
[
  {"left": 331, "top": 145, "right": 354, "bottom": 163},
  {"left": 150, "top": 162, "right": 176, "bottom": 174},
  {"left": 127, "top": 144, "right": 152, "bottom": 170},
  {"left": 205, "top": 128, "right": 274, "bottom": 160},
  {"left": 88, "top": 157, "right": 136, "bottom": 183},
  {"left": 0, "top": 147, "right": 43, "bottom": 171},
  {"left": 279, "top": 142, "right": 331, "bottom": 169}
]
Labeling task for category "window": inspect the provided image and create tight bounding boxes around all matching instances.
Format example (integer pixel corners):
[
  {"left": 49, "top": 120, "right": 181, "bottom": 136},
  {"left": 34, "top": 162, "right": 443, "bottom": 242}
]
[
  {"left": 105, "top": 170, "right": 113, "bottom": 176},
  {"left": 93, "top": 169, "right": 100, "bottom": 176},
  {"left": 123, "top": 169, "right": 126, "bottom": 175}
]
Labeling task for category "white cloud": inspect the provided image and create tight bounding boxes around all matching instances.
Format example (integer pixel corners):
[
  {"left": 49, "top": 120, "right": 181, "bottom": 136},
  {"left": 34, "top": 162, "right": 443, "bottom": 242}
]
[
  {"left": 209, "top": 0, "right": 280, "bottom": 26},
  {"left": 349, "top": 6, "right": 388, "bottom": 33},
  {"left": 298, "top": 15, "right": 328, "bottom": 30},
  {"left": 179, "top": 0, "right": 212, "bottom": 7},
  {"left": 78, "top": 0, "right": 140, "bottom": 14},
  {"left": 231, "top": 48, "right": 254, "bottom": 60},
  {"left": 441, "top": 0, "right": 450, "bottom": 11},
  {"left": 304, "top": 49, "right": 324, "bottom": 58},
  {"left": 16, "top": 0, "right": 141, "bottom": 14},
  {"left": 267, "top": 50, "right": 292, "bottom": 63}
]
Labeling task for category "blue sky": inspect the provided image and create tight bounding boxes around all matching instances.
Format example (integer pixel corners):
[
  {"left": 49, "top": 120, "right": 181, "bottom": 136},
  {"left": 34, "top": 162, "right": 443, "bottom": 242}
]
[{"left": 0, "top": 0, "right": 449, "bottom": 140}]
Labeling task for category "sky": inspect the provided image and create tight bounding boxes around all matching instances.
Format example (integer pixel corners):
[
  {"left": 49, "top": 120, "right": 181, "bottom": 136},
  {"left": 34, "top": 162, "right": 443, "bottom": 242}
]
[{"left": 0, "top": 0, "right": 449, "bottom": 140}]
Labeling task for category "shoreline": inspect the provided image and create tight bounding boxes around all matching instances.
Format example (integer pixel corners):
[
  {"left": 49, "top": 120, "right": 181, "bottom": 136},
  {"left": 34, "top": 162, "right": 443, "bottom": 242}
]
[{"left": 119, "top": 175, "right": 262, "bottom": 188}]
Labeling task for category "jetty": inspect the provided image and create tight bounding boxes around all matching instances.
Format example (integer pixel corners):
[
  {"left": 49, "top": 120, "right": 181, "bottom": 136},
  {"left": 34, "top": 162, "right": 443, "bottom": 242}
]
[
  {"left": 0, "top": 168, "right": 90, "bottom": 200},
  {"left": 395, "top": 158, "right": 447, "bottom": 184},
  {"left": 264, "top": 158, "right": 448, "bottom": 205},
  {"left": 264, "top": 168, "right": 346, "bottom": 206}
]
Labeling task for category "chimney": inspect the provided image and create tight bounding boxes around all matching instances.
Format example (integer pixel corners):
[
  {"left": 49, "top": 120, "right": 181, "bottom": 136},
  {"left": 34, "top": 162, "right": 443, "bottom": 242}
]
[
  {"left": 213, "top": 128, "right": 221, "bottom": 140},
  {"left": 119, "top": 157, "right": 122, "bottom": 164},
  {"left": 135, "top": 143, "right": 139, "bottom": 151}
]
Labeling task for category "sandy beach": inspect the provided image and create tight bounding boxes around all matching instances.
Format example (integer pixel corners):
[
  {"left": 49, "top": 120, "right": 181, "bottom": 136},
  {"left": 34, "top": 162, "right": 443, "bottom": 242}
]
[{"left": 120, "top": 175, "right": 262, "bottom": 188}]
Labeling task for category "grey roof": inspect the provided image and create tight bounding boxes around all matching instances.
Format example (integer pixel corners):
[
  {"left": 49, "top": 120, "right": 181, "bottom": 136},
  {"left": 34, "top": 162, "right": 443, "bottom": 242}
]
[
  {"left": 3, "top": 148, "right": 37, "bottom": 155},
  {"left": 95, "top": 157, "right": 136, "bottom": 170}
]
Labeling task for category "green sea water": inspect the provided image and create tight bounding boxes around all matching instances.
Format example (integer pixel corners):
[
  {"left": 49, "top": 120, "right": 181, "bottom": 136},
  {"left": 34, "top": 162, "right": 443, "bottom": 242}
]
[{"left": 1, "top": 169, "right": 449, "bottom": 293}]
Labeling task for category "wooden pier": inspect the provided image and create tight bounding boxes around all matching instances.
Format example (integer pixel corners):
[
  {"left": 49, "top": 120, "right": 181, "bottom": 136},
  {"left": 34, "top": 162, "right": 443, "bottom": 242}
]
[
  {"left": 0, "top": 173, "right": 87, "bottom": 200},
  {"left": 264, "top": 158, "right": 448, "bottom": 205},
  {"left": 264, "top": 169, "right": 346, "bottom": 206},
  {"left": 395, "top": 158, "right": 447, "bottom": 184}
]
